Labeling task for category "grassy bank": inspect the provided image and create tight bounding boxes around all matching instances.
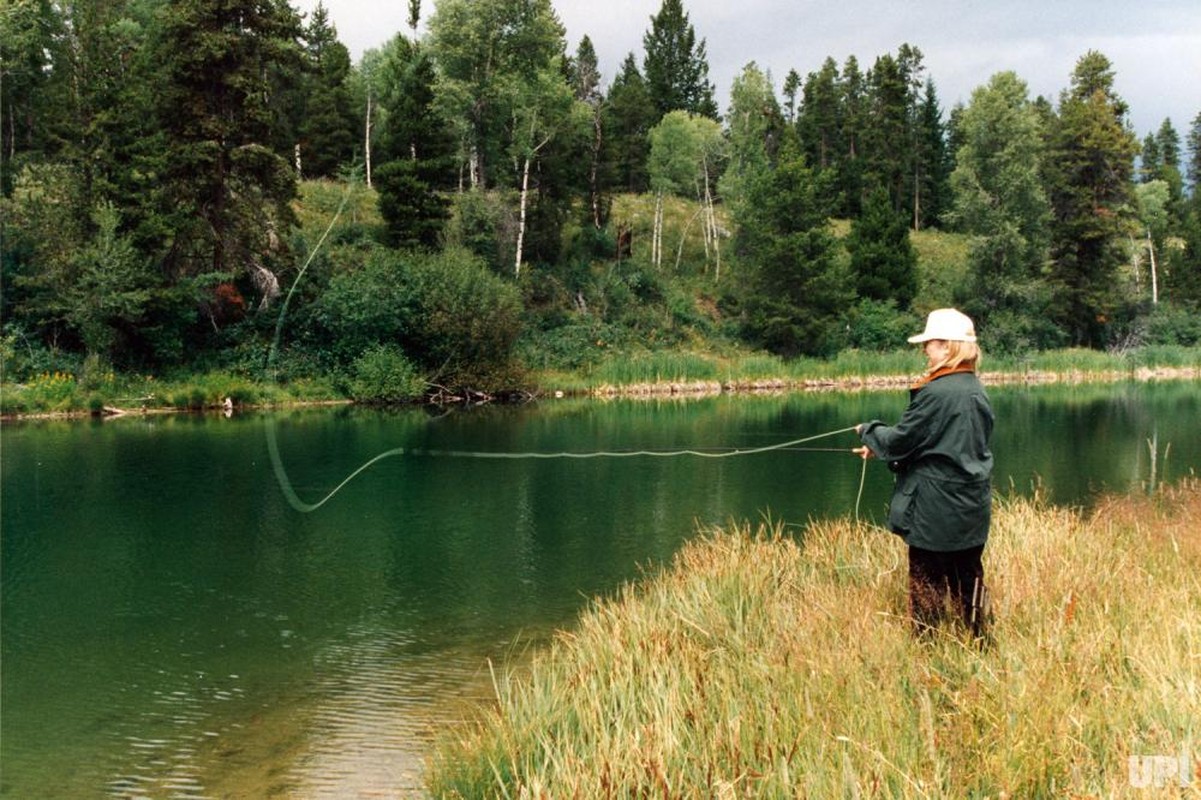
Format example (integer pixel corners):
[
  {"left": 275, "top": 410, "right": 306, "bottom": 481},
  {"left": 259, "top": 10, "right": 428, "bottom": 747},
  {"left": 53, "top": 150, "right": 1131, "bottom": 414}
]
[
  {"left": 3, "top": 345, "right": 1200, "bottom": 416},
  {"left": 428, "top": 480, "right": 1200, "bottom": 797},
  {"left": 0, "top": 368, "right": 340, "bottom": 417},
  {"left": 553, "top": 345, "right": 1201, "bottom": 396}
]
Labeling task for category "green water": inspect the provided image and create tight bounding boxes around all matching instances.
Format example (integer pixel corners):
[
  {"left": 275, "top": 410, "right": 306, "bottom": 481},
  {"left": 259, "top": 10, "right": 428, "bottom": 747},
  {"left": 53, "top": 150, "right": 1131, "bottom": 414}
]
[{"left": 2, "top": 382, "right": 1198, "bottom": 797}]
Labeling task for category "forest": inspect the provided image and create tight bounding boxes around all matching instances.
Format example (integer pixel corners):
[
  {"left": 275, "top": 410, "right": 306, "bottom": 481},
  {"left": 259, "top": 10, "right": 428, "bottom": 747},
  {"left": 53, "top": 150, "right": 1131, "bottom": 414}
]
[{"left": 3, "top": 0, "right": 1200, "bottom": 401}]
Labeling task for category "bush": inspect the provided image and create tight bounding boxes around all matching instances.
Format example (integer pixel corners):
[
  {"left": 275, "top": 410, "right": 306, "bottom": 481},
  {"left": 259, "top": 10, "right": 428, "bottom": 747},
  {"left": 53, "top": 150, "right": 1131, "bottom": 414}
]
[
  {"left": 1143, "top": 304, "right": 1201, "bottom": 346},
  {"left": 309, "top": 247, "right": 523, "bottom": 390},
  {"left": 350, "top": 344, "right": 426, "bottom": 403},
  {"left": 516, "top": 320, "right": 623, "bottom": 372},
  {"left": 843, "top": 299, "right": 921, "bottom": 351}
]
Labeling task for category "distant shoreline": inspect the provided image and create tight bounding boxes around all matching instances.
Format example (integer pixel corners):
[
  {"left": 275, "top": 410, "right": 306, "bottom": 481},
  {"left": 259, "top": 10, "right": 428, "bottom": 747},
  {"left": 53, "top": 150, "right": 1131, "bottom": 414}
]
[
  {"left": 586, "top": 365, "right": 1200, "bottom": 398},
  {"left": 3, "top": 366, "right": 1198, "bottom": 421}
]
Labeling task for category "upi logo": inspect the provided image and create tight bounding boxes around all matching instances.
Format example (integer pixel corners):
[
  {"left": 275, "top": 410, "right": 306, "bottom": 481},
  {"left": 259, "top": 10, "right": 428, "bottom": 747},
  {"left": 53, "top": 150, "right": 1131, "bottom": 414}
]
[{"left": 1128, "top": 751, "right": 1194, "bottom": 788}]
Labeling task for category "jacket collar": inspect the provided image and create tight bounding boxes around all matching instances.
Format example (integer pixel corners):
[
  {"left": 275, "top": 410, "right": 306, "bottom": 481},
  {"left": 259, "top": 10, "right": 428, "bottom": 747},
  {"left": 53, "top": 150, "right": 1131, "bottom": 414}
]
[{"left": 911, "top": 364, "right": 976, "bottom": 390}]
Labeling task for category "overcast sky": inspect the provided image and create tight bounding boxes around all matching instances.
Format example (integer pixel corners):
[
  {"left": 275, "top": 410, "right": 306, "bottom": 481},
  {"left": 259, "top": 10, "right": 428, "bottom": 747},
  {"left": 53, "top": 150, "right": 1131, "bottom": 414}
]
[{"left": 296, "top": 0, "right": 1200, "bottom": 138}]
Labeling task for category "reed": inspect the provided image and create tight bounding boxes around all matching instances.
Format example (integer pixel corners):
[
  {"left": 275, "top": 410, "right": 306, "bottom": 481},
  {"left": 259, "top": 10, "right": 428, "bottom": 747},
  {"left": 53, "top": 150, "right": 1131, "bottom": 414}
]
[{"left": 428, "top": 480, "right": 1201, "bottom": 797}]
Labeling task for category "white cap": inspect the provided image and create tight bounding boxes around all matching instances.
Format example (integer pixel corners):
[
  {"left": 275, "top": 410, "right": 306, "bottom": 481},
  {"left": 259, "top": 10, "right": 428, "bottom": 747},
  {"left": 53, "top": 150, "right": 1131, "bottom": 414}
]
[{"left": 908, "top": 308, "right": 977, "bottom": 343}]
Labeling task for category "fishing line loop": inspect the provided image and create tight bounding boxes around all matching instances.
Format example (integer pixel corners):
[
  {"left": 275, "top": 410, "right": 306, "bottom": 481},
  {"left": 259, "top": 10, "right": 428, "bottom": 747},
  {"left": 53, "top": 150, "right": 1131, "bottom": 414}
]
[{"left": 264, "top": 183, "right": 867, "bottom": 515}]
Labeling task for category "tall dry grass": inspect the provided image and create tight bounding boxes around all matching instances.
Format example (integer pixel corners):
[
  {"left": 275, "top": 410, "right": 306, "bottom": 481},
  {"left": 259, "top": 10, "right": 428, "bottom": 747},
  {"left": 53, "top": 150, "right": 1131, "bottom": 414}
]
[{"left": 428, "top": 480, "right": 1200, "bottom": 798}]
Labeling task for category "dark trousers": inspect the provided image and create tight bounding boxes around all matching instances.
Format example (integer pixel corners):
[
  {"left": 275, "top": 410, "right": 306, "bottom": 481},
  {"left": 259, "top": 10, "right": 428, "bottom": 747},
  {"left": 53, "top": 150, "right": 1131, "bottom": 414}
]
[{"left": 907, "top": 544, "right": 987, "bottom": 637}]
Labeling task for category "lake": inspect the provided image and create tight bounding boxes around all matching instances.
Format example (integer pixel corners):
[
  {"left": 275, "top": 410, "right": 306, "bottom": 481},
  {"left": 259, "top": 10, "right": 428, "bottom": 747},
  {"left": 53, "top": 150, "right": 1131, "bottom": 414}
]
[{"left": 2, "top": 380, "right": 1198, "bottom": 797}]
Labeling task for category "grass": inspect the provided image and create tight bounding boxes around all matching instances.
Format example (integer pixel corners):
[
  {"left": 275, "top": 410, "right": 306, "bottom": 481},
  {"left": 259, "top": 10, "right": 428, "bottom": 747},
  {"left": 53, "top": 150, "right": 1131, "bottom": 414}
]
[
  {"left": 428, "top": 479, "right": 1201, "bottom": 797},
  {"left": 564, "top": 345, "right": 1201, "bottom": 395},
  {"left": 0, "top": 369, "right": 340, "bottom": 416},
  {"left": 4, "top": 345, "right": 1198, "bottom": 413}
]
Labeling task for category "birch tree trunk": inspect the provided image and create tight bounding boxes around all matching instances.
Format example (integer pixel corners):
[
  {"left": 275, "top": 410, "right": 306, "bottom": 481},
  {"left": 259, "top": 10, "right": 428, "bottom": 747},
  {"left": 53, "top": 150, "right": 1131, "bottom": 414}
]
[
  {"left": 658, "top": 193, "right": 667, "bottom": 271},
  {"left": 515, "top": 156, "right": 532, "bottom": 277},
  {"left": 589, "top": 109, "right": 604, "bottom": 228},
  {"left": 364, "top": 90, "right": 373, "bottom": 188},
  {"left": 1147, "top": 230, "right": 1158, "bottom": 305}
]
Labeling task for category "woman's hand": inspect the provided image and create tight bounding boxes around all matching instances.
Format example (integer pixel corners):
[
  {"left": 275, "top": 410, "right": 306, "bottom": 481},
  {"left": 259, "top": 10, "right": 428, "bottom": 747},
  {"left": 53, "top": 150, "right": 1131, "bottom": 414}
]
[{"left": 852, "top": 445, "right": 875, "bottom": 461}]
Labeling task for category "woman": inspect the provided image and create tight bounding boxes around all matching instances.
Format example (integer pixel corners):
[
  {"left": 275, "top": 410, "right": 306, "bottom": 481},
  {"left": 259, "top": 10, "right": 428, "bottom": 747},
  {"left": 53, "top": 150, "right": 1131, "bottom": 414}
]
[{"left": 854, "top": 308, "right": 994, "bottom": 636}]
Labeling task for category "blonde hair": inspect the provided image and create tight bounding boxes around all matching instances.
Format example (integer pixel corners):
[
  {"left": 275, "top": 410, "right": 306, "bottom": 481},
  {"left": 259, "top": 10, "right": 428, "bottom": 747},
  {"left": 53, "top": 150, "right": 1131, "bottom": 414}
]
[{"left": 926, "top": 339, "right": 982, "bottom": 375}]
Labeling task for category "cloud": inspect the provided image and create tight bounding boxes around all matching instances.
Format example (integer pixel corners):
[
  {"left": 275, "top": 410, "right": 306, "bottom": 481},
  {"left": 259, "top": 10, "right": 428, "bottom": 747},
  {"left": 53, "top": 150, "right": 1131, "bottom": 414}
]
[{"left": 300, "top": 0, "right": 1201, "bottom": 135}]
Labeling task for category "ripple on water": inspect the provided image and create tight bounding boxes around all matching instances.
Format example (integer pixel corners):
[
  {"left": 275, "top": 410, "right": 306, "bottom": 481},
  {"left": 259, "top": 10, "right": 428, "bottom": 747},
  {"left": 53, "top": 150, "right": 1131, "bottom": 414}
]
[{"left": 279, "top": 624, "right": 497, "bottom": 798}]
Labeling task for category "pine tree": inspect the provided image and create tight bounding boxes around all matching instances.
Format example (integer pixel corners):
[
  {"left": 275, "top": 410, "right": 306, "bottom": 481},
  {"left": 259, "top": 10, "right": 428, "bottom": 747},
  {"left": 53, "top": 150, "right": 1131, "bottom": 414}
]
[
  {"left": 1141, "top": 133, "right": 1162, "bottom": 182},
  {"left": 154, "top": 0, "right": 304, "bottom": 299},
  {"left": 602, "top": 54, "right": 655, "bottom": 193},
  {"left": 1187, "top": 112, "right": 1201, "bottom": 199},
  {"left": 641, "top": 0, "right": 718, "bottom": 120},
  {"left": 735, "top": 136, "right": 850, "bottom": 357},
  {"left": 782, "top": 69, "right": 801, "bottom": 124},
  {"left": 862, "top": 53, "right": 908, "bottom": 214},
  {"left": 569, "top": 36, "right": 607, "bottom": 227},
  {"left": 374, "top": 35, "right": 455, "bottom": 248},
  {"left": 797, "top": 57, "right": 841, "bottom": 172},
  {"left": 298, "top": 4, "right": 357, "bottom": 178},
  {"left": 1156, "top": 118, "right": 1181, "bottom": 170},
  {"left": 838, "top": 55, "right": 868, "bottom": 217},
  {"left": 848, "top": 186, "right": 917, "bottom": 307},
  {"left": 911, "top": 78, "right": 949, "bottom": 230},
  {"left": 1045, "top": 51, "right": 1139, "bottom": 347}
]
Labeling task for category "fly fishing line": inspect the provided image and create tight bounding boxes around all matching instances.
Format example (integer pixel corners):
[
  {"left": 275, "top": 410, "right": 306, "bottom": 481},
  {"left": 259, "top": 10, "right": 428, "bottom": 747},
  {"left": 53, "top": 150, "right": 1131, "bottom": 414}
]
[{"left": 265, "top": 184, "right": 868, "bottom": 515}]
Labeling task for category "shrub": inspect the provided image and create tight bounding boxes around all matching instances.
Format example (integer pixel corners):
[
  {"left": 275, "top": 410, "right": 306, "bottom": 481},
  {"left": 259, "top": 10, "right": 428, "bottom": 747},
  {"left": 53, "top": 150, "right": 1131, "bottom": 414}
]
[
  {"left": 350, "top": 344, "right": 426, "bottom": 403},
  {"left": 843, "top": 298, "right": 921, "bottom": 351},
  {"left": 1143, "top": 304, "right": 1201, "bottom": 346},
  {"left": 310, "top": 248, "right": 523, "bottom": 390}
]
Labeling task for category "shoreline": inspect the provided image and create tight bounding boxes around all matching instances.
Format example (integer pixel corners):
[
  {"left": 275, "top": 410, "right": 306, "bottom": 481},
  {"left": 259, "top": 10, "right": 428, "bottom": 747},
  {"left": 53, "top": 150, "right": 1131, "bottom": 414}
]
[
  {"left": 2, "top": 366, "right": 1197, "bottom": 422},
  {"left": 571, "top": 364, "right": 1200, "bottom": 398}
]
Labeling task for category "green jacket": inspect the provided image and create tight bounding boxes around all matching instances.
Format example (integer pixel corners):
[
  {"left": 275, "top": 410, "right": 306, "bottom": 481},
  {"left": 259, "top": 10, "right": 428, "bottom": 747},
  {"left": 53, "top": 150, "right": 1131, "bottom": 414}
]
[{"left": 859, "top": 369, "right": 994, "bottom": 551}]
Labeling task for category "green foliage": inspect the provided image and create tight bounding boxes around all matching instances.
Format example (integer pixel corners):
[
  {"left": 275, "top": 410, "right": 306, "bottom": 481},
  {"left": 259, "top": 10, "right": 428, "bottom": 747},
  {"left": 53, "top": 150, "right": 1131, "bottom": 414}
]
[
  {"left": 843, "top": 299, "right": 921, "bottom": 351},
  {"left": 375, "top": 160, "right": 450, "bottom": 248},
  {"left": 1142, "top": 304, "right": 1201, "bottom": 346},
  {"left": 154, "top": 0, "right": 303, "bottom": 280},
  {"left": 350, "top": 343, "right": 426, "bottom": 402},
  {"left": 641, "top": 0, "right": 718, "bottom": 119},
  {"left": 66, "top": 202, "right": 156, "bottom": 358},
  {"left": 847, "top": 188, "right": 917, "bottom": 307},
  {"left": 442, "top": 188, "right": 514, "bottom": 273},
  {"left": 733, "top": 142, "right": 851, "bottom": 357},
  {"left": 297, "top": 6, "right": 358, "bottom": 178},
  {"left": 910, "top": 228, "right": 971, "bottom": 310},
  {"left": 602, "top": 55, "right": 655, "bottom": 193},
  {"left": 310, "top": 247, "right": 522, "bottom": 389},
  {"left": 718, "top": 63, "right": 782, "bottom": 221},
  {"left": 1045, "top": 51, "right": 1140, "bottom": 347},
  {"left": 373, "top": 34, "right": 456, "bottom": 246},
  {"left": 427, "top": 0, "right": 567, "bottom": 189},
  {"left": 947, "top": 71, "right": 1057, "bottom": 352},
  {"left": 3, "top": 4, "right": 1189, "bottom": 394},
  {"left": 647, "top": 111, "right": 722, "bottom": 198},
  {"left": 591, "top": 350, "right": 718, "bottom": 384}
]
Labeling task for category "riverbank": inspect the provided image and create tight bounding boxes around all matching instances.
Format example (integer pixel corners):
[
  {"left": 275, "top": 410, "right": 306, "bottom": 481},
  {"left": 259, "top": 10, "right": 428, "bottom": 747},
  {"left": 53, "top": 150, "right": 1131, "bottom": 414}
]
[
  {"left": 3, "top": 346, "right": 1199, "bottom": 419},
  {"left": 428, "top": 479, "right": 1200, "bottom": 797}
]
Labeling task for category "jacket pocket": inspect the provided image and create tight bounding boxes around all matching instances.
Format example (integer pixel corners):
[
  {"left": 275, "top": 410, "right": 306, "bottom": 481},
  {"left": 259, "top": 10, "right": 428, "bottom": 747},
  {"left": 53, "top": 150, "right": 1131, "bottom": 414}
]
[{"left": 888, "top": 477, "right": 918, "bottom": 535}]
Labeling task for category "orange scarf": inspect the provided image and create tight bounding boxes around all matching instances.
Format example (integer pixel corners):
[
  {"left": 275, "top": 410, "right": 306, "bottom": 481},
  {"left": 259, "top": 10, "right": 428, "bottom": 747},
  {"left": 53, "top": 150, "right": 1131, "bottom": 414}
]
[{"left": 911, "top": 363, "right": 976, "bottom": 390}]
